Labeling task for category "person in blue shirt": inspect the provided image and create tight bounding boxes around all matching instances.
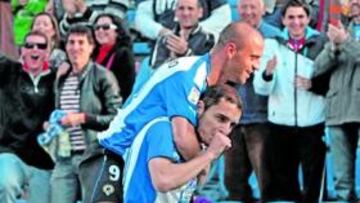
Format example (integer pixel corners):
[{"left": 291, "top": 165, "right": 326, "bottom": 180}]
[
  {"left": 94, "top": 22, "right": 264, "bottom": 201},
  {"left": 224, "top": 0, "right": 282, "bottom": 202},
  {"left": 123, "top": 84, "right": 242, "bottom": 202},
  {"left": 98, "top": 21, "right": 263, "bottom": 157}
]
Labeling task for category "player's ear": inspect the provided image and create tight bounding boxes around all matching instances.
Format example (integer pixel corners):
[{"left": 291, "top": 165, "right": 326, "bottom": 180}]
[{"left": 197, "top": 100, "right": 205, "bottom": 116}]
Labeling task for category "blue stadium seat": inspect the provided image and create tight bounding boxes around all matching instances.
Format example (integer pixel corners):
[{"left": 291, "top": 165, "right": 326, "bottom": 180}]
[
  {"left": 133, "top": 42, "right": 151, "bottom": 55},
  {"left": 126, "top": 9, "right": 136, "bottom": 25},
  {"left": 228, "top": 0, "right": 238, "bottom": 7}
]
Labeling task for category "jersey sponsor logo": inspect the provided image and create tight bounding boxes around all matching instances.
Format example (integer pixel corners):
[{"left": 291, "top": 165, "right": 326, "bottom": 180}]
[
  {"left": 167, "top": 59, "right": 179, "bottom": 68},
  {"left": 188, "top": 87, "right": 200, "bottom": 105},
  {"left": 102, "top": 184, "right": 115, "bottom": 196}
]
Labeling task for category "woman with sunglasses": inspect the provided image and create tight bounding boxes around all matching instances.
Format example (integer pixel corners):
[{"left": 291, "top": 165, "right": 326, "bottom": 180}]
[
  {"left": 31, "top": 12, "right": 67, "bottom": 70},
  {"left": 93, "top": 13, "right": 135, "bottom": 101}
]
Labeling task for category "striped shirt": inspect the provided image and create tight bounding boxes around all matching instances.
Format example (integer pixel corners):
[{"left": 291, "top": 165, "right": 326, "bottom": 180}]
[{"left": 60, "top": 73, "right": 86, "bottom": 151}]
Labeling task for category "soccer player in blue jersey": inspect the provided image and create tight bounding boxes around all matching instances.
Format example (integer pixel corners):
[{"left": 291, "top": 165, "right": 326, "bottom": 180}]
[
  {"left": 123, "top": 84, "right": 242, "bottom": 202},
  {"left": 94, "top": 22, "right": 263, "bottom": 201}
]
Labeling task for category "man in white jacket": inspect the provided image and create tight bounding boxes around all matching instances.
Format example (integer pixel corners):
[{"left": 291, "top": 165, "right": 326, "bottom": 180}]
[{"left": 253, "top": 1, "right": 327, "bottom": 202}]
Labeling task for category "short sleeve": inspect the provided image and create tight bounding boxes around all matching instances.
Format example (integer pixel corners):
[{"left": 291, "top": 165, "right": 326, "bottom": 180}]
[
  {"left": 146, "top": 121, "right": 179, "bottom": 163},
  {"left": 159, "top": 72, "right": 200, "bottom": 126}
]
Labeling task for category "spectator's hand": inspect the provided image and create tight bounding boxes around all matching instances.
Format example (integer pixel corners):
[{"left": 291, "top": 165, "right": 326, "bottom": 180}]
[
  {"left": 45, "top": 0, "right": 54, "bottom": 16},
  {"left": 74, "top": 0, "right": 87, "bottom": 14},
  {"left": 18, "top": 0, "right": 28, "bottom": 6},
  {"left": 295, "top": 75, "right": 312, "bottom": 90},
  {"left": 327, "top": 23, "right": 349, "bottom": 46},
  {"left": 61, "top": 112, "right": 86, "bottom": 127},
  {"left": 159, "top": 28, "right": 172, "bottom": 37},
  {"left": 56, "top": 62, "right": 70, "bottom": 78},
  {"left": 43, "top": 121, "right": 50, "bottom": 130},
  {"left": 206, "top": 132, "right": 231, "bottom": 161},
  {"left": 62, "top": 0, "right": 77, "bottom": 17},
  {"left": 166, "top": 34, "right": 189, "bottom": 56},
  {"left": 265, "top": 55, "right": 277, "bottom": 76}
]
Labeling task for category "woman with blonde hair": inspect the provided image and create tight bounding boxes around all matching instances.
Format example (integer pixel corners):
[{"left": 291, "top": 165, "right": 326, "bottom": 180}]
[{"left": 31, "top": 12, "right": 66, "bottom": 69}]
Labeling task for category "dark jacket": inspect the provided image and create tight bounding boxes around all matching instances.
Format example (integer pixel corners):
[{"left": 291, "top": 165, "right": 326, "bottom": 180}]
[
  {"left": 0, "top": 56, "right": 55, "bottom": 170},
  {"left": 313, "top": 33, "right": 360, "bottom": 126},
  {"left": 55, "top": 61, "right": 122, "bottom": 147},
  {"left": 153, "top": 0, "right": 227, "bottom": 30},
  {"left": 150, "top": 23, "right": 214, "bottom": 69},
  {"left": 93, "top": 44, "right": 135, "bottom": 101}
]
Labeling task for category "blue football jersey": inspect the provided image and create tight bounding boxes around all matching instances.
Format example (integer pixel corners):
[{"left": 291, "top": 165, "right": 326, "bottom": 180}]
[
  {"left": 123, "top": 117, "right": 197, "bottom": 203},
  {"left": 98, "top": 54, "right": 211, "bottom": 156}
]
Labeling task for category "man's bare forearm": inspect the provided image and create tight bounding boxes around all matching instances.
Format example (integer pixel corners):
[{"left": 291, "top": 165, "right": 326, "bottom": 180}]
[
  {"left": 172, "top": 117, "right": 201, "bottom": 160},
  {"left": 149, "top": 150, "right": 215, "bottom": 192}
]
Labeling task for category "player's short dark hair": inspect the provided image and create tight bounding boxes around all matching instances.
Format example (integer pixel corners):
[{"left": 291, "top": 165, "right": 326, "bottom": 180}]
[{"left": 200, "top": 84, "right": 242, "bottom": 111}]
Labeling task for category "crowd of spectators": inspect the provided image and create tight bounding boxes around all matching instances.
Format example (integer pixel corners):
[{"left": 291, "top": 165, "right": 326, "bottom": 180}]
[{"left": 0, "top": 0, "right": 360, "bottom": 202}]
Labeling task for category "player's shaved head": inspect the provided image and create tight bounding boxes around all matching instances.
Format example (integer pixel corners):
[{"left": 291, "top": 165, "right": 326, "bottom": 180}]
[{"left": 215, "top": 22, "right": 263, "bottom": 52}]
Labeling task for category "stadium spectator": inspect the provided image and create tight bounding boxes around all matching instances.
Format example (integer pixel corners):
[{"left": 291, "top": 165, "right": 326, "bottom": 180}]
[
  {"left": 0, "top": 31, "right": 55, "bottom": 203},
  {"left": 93, "top": 13, "right": 135, "bottom": 101},
  {"left": 224, "top": 0, "right": 282, "bottom": 202},
  {"left": 253, "top": 1, "right": 327, "bottom": 202},
  {"left": 313, "top": 0, "right": 360, "bottom": 201},
  {"left": 150, "top": 0, "right": 214, "bottom": 69},
  {"left": 135, "top": 0, "right": 231, "bottom": 41},
  {"left": 59, "top": 0, "right": 129, "bottom": 38},
  {"left": 31, "top": 12, "right": 67, "bottom": 69},
  {"left": 50, "top": 24, "right": 122, "bottom": 203},
  {"left": 263, "top": 0, "right": 319, "bottom": 29}
]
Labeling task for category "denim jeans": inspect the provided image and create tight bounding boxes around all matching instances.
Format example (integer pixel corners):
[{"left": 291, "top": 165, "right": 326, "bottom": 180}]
[
  {"left": 50, "top": 154, "right": 83, "bottom": 203},
  {"left": 51, "top": 150, "right": 123, "bottom": 203},
  {"left": 329, "top": 123, "right": 360, "bottom": 202},
  {"left": 0, "top": 153, "right": 51, "bottom": 203}
]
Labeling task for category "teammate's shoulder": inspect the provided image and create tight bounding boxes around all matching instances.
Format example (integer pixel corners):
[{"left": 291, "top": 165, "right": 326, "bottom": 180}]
[{"left": 161, "top": 55, "right": 203, "bottom": 71}]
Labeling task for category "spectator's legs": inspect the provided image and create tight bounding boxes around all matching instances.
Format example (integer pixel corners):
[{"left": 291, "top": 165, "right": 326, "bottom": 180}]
[
  {"left": 27, "top": 167, "right": 51, "bottom": 203},
  {"left": 298, "top": 124, "right": 326, "bottom": 203},
  {"left": 51, "top": 156, "right": 81, "bottom": 203},
  {"left": 264, "top": 124, "right": 301, "bottom": 202},
  {"left": 243, "top": 123, "right": 271, "bottom": 202},
  {"left": 0, "top": 153, "right": 26, "bottom": 203},
  {"left": 329, "top": 124, "right": 359, "bottom": 202},
  {"left": 225, "top": 125, "right": 253, "bottom": 202}
]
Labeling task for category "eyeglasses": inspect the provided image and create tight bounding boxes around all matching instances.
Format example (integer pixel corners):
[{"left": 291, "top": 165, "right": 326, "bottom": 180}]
[
  {"left": 24, "top": 42, "right": 47, "bottom": 50},
  {"left": 94, "top": 24, "right": 117, "bottom": 31}
]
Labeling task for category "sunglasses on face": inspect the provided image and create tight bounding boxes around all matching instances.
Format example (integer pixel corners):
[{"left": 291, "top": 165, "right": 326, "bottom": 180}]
[
  {"left": 94, "top": 24, "right": 117, "bottom": 31},
  {"left": 24, "top": 42, "right": 47, "bottom": 50}
]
